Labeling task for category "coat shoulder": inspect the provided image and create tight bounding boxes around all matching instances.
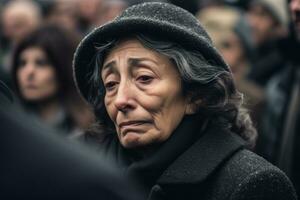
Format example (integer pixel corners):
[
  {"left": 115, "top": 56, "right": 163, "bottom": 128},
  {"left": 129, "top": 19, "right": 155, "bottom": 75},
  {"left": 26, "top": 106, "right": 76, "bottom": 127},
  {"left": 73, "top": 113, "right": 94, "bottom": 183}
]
[{"left": 210, "top": 149, "right": 297, "bottom": 200}]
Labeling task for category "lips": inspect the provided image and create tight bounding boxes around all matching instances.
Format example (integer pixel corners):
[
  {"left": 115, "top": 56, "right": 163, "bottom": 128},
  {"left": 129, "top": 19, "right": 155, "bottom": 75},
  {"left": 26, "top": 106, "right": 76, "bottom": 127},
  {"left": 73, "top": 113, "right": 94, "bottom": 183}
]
[
  {"left": 25, "top": 85, "right": 38, "bottom": 89},
  {"left": 119, "top": 120, "right": 151, "bottom": 128},
  {"left": 118, "top": 120, "right": 152, "bottom": 135},
  {"left": 23, "top": 82, "right": 38, "bottom": 89}
]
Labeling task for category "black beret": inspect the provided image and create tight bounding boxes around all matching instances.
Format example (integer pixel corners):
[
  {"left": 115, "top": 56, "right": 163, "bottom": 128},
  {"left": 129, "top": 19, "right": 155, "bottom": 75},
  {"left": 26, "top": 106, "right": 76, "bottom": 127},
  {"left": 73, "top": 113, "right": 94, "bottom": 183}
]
[{"left": 73, "top": 2, "right": 229, "bottom": 103}]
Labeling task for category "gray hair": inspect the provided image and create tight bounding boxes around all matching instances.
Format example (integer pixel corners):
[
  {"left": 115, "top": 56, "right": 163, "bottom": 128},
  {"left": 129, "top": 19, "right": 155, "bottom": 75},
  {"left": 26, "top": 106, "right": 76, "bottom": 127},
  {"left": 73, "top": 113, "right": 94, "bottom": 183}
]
[{"left": 86, "top": 34, "right": 257, "bottom": 148}]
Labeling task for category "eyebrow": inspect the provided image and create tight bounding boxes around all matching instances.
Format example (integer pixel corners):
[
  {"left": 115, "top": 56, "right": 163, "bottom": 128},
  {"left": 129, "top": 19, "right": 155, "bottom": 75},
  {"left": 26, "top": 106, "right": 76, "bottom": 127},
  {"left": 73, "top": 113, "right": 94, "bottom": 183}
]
[
  {"left": 102, "top": 58, "right": 158, "bottom": 72},
  {"left": 101, "top": 61, "right": 117, "bottom": 79},
  {"left": 102, "top": 61, "right": 116, "bottom": 72},
  {"left": 128, "top": 58, "right": 157, "bottom": 67}
]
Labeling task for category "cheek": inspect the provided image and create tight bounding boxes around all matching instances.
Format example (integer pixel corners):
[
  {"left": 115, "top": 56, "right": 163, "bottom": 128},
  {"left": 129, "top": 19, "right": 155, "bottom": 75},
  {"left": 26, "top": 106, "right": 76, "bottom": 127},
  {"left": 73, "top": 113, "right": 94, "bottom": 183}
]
[
  {"left": 143, "top": 91, "right": 186, "bottom": 127},
  {"left": 16, "top": 69, "right": 25, "bottom": 85},
  {"left": 47, "top": 76, "right": 57, "bottom": 88},
  {"left": 260, "top": 19, "right": 273, "bottom": 32},
  {"left": 39, "top": 70, "right": 58, "bottom": 93},
  {"left": 137, "top": 95, "right": 165, "bottom": 115},
  {"left": 145, "top": 80, "right": 185, "bottom": 114}
]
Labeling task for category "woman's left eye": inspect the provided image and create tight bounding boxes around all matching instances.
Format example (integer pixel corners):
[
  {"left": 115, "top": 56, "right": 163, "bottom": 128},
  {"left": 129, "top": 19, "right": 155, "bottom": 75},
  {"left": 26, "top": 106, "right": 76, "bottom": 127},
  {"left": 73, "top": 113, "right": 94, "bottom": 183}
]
[
  {"left": 35, "top": 59, "right": 50, "bottom": 67},
  {"left": 136, "top": 75, "right": 154, "bottom": 84}
]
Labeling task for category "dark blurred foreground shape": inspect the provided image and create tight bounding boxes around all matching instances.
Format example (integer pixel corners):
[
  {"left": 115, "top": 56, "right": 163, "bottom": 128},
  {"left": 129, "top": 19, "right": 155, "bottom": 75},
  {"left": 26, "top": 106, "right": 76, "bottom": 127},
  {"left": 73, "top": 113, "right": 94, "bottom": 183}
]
[{"left": 0, "top": 80, "right": 142, "bottom": 200}]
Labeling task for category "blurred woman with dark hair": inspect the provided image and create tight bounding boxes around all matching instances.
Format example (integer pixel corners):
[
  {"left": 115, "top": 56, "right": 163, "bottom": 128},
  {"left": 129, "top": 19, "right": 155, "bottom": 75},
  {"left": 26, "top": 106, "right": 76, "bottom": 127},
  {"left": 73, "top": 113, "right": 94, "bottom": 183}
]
[{"left": 11, "top": 25, "right": 94, "bottom": 138}]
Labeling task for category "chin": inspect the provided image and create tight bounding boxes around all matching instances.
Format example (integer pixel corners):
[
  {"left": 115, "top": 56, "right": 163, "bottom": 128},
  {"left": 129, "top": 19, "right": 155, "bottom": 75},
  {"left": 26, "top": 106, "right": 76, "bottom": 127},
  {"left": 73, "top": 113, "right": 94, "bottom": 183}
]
[
  {"left": 121, "top": 136, "right": 143, "bottom": 149},
  {"left": 24, "top": 96, "right": 41, "bottom": 102},
  {"left": 23, "top": 95, "right": 43, "bottom": 102},
  {"left": 120, "top": 132, "right": 153, "bottom": 149},
  {"left": 22, "top": 91, "right": 58, "bottom": 102}
]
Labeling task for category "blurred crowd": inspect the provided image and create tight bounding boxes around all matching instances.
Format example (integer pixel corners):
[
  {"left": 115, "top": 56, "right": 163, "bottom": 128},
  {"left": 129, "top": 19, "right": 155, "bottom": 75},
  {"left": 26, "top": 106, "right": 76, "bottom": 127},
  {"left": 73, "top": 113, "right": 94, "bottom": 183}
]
[{"left": 0, "top": 0, "right": 299, "bottom": 196}]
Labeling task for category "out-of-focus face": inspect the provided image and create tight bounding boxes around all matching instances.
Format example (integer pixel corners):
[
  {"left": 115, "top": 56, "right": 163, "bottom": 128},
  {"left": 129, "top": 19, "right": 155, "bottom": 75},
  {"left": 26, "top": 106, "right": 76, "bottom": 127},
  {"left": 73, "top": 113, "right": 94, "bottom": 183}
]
[
  {"left": 95, "top": 2, "right": 127, "bottom": 26},
  {"left": 2, "top": 2, "right": 40, "bottom": 44},
  {"left": 290, "top": 0, "right": 300, "bottom": 40},
  {"left": 77, "top": 0, "right": 103, "bottom": 22},
  {"left": 216, "top": 33, "right": 245, "bottom": 78},
  {"left": 17, "top": 47, "right": 58, "bottom": 101},
  {"left": 247, "top": 4, "right": 277, "bottom": 45},
  {"left": 101, "top": 39, "right": 192, "bottom": 148},
  {"left": 47, "top": 1, "right": 78, "bottom": 31}
]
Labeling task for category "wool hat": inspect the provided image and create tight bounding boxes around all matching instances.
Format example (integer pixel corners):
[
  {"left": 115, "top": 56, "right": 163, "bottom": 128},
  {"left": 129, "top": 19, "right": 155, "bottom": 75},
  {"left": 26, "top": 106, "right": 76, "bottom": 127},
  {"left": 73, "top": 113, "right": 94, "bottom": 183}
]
[
  {"left": 197, "top": 6, "right": 254, "bottom": 62},
  {"left": 73, "top": 2, "right": 230, "bottom": 103},
  {"left": 251, "top": 0, "right": 289, "bottom": 28}
]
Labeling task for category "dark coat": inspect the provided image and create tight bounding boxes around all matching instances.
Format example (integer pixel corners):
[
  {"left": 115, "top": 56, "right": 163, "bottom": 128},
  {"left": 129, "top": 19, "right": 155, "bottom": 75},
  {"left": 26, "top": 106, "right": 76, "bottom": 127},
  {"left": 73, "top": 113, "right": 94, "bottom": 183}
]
[
  {"left": 147, "top": 127, "right": 297, "bottom": 200},
  {"left": 0, "top": 86, "right": 142, "bottom": 200}
]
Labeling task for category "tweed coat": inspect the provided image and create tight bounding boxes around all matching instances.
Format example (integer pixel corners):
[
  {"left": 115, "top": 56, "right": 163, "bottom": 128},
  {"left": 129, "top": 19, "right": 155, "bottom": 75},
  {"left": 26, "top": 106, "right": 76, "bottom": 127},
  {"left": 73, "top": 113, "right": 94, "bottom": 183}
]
[{"left": 146, "top": 126, "right": 297, "bottom": 200}]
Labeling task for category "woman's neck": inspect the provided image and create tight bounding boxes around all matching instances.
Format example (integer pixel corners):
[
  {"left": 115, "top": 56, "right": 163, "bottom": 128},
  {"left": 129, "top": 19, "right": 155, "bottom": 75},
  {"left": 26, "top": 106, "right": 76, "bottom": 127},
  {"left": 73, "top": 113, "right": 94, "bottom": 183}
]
[
  {"left": 26, "top": 97, "right": 63, "bottom": 123},
  {"left": 127, "top": 143, "right": 162, "bottom": 162},
  {"left": 39, "top": 99, "right": 62, "bottom": 123}
]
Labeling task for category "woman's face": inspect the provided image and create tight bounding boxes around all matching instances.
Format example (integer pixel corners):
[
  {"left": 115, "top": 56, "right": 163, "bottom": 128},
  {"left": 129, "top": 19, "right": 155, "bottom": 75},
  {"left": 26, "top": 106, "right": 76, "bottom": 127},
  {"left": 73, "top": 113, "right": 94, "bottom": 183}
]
[
  {"left": 17, "top": 47, "right": 58, "bottom": 101},
  {"left": 102, "top": 39, "right": 192, "bottom": 148},
  {"left": 216, "top": 33, "right": 245, "bottom": 76}
]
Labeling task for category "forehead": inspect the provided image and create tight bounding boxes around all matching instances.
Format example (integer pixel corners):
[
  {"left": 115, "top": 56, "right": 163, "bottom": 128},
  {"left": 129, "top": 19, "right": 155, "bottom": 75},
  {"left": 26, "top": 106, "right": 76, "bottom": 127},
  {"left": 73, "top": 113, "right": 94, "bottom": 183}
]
[
  {"left": 105, "top": 38, "right": 156, "bottom": 59},
  {"left": 102, "top": 38, "right": 179, "bottom": 76},
  {"left": 20, "top": 47, "right": 45, "bottom": 58},
  {"left": 102, "top": 38, "right": 173, "bottom": 71}
]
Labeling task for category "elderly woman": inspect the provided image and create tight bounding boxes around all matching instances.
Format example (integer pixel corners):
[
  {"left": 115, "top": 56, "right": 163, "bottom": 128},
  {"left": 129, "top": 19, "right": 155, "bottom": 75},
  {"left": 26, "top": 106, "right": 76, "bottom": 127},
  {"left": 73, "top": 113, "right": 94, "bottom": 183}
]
[{"left": 73, "top": 2, "right": 296, "bottom": 200}]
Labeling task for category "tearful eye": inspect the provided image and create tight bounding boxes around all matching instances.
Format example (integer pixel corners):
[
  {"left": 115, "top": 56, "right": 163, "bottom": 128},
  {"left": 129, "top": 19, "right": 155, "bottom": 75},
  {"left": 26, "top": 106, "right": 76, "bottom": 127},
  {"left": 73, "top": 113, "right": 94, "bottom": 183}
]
[
  {"left": 137, "top": 75, "right": 154, "bottom": 84},
  {"left": 105, "top": 81, "right": 118, "bottom": 91}
]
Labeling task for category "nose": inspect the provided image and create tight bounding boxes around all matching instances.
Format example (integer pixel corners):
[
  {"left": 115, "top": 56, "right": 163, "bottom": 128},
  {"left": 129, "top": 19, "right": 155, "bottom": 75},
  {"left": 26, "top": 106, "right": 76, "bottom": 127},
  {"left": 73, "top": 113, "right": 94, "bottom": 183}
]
[
  {"left": 21, "top": 63, "right": 35, "bottom": 79},
  {"left": 114, "top": 81, "right": 136, "bottom": 112}
]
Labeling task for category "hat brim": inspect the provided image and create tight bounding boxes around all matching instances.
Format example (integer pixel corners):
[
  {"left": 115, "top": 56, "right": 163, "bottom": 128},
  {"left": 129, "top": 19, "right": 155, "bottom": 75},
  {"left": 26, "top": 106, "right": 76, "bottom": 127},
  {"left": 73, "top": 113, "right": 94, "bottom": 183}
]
[{"left": 73, "top": 17, "right": 228, "bottom": 103}]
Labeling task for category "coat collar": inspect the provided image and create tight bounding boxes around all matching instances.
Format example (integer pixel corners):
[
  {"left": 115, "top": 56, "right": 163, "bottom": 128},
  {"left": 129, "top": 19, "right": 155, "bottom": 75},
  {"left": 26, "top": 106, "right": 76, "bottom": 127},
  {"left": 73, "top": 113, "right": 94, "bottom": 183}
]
[{"left": 157, "top": 127, "right": 245, "bottom": 185}]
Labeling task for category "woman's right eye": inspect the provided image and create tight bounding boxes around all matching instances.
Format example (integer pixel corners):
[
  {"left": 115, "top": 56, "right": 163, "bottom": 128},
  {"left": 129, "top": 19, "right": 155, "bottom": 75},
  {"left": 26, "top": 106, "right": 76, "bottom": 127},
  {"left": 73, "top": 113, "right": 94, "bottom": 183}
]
[
  {"left": 18, "top": 60, "right": 26, "bottom": 67},
  {"left": 104, "top": 81, "right": 118, "bottom": 91}
]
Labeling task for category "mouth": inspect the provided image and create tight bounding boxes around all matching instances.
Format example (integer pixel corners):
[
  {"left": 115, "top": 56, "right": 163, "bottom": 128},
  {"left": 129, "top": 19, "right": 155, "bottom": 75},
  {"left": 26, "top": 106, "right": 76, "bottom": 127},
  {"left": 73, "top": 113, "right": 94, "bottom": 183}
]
[
  {"left": 119, "top": 120, "right": 151, "bottom": 128},
  {"left": 24, "top": 84, "right": 38, "bottom": 89},
  {"left": 118, "top": 120, "right": 152, "bottom": 135},
  {"left": 25, "top": 86, "right": 37, "bottom": 90}
]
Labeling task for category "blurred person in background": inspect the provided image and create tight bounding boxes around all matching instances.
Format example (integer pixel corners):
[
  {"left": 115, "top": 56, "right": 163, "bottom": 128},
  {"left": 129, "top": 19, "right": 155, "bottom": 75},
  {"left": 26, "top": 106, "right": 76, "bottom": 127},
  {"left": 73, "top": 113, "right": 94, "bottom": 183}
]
[
  {"left": 1, "top": 0, "right": 41, "bottom": 46},
  {"left": 77, "top": 0, "right": 104, "bottom": 33},
  {"left": 246, "top": 0, "right": 290, "bottom": 87},
  {"left": 256, "top": 0, "right": 300, "bottom": 195},
  {"left": 11, "top": 25, "right": 94, "bottom": 139},
  {"left": 93, "top": 0, "right": 128, "bottom": 27},
  {"left": 45, "top": 0, "right": 81, "bottom": 35},
  {"left": 73, "top": 2, "right": 296, "bottom": 199},
  {"left": 0, "top": 0, "right": 42, "bottom": 88},
  {"left": 197, "top": 6, "right": 265, "bottom": 127}
]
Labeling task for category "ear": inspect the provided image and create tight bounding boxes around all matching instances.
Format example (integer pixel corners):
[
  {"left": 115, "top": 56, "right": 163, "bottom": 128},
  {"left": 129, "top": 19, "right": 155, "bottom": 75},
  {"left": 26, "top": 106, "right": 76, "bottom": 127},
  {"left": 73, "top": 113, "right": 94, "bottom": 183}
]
[{"left": 185, "top": 98, "right": 202, "bottom": 115}]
